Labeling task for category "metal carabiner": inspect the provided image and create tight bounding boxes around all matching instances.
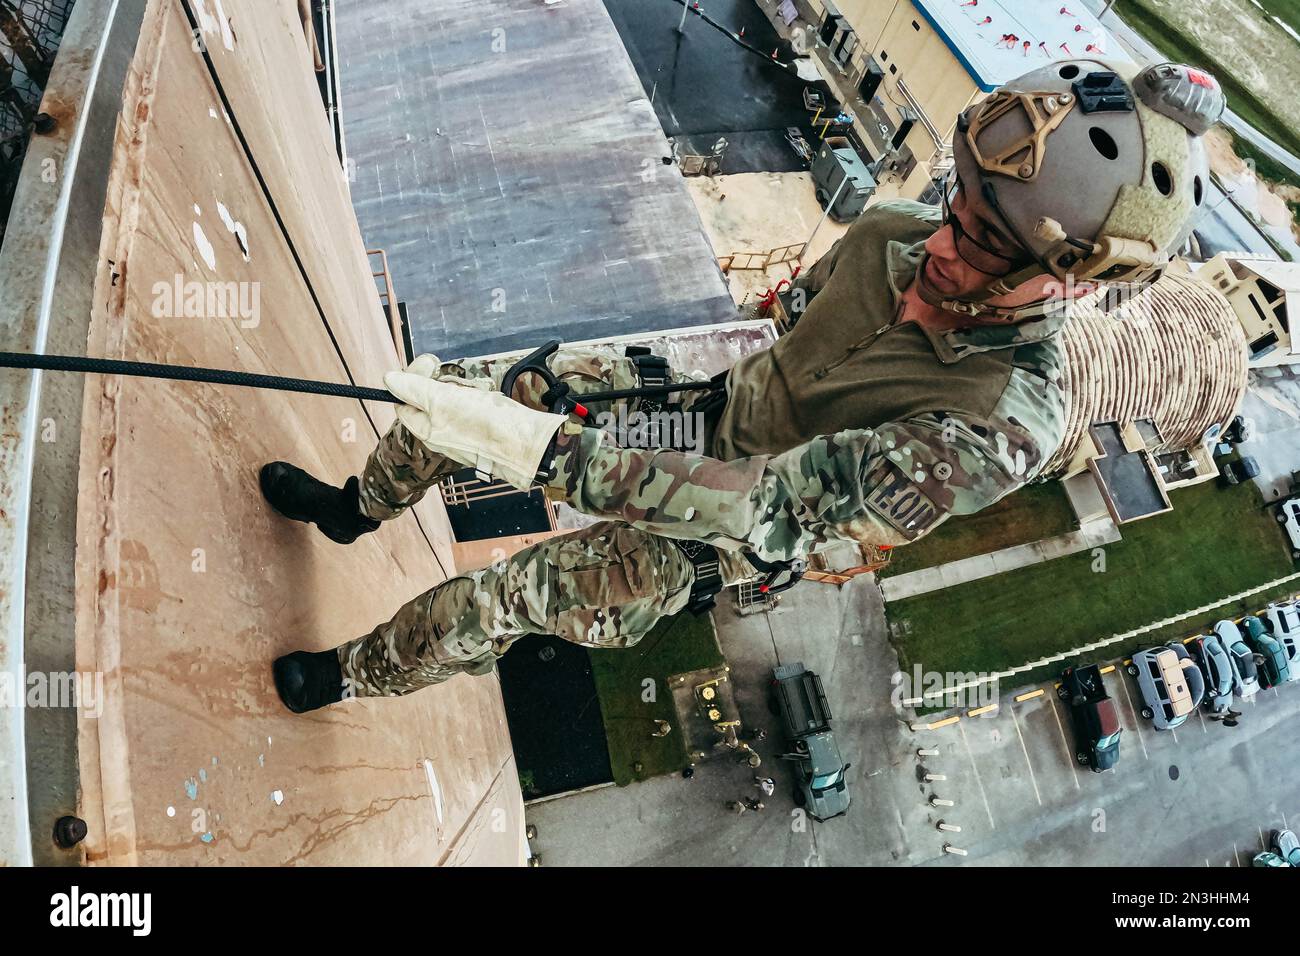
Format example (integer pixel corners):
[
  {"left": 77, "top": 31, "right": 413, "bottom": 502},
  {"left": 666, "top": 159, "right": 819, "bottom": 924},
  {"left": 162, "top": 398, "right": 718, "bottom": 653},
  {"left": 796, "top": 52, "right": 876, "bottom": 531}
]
[
  {"left": 745, "top": 553, "right": 808, "bottom": 595},
  {"left": 498, "top": 339, "right": 594, "bottom": 423}
]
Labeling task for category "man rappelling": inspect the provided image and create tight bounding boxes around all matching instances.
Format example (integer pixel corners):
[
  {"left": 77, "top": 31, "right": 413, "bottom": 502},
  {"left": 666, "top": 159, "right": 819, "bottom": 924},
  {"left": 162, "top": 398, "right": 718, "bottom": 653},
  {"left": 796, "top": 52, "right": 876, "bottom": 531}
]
[{"left": 261, "top": 60, "right": 1223, "bottom": 713}]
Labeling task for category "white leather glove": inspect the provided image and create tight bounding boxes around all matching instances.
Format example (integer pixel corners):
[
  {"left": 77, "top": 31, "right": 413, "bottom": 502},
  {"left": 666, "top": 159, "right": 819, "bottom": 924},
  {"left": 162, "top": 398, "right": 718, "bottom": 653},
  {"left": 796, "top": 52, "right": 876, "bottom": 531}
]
[{"left": 383, "top": 355, "right": 568, "bottom": 491}]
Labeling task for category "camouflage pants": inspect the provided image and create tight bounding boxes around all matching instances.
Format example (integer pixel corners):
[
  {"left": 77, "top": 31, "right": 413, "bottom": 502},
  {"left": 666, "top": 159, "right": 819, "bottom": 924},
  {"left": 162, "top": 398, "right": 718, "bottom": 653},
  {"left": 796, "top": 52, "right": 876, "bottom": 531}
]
[
  {"left": 339, "top": 521, "right": 696, "bottom": 696},
  {"left": 338, "top": 346, "right": 713, "bottom": 697}
]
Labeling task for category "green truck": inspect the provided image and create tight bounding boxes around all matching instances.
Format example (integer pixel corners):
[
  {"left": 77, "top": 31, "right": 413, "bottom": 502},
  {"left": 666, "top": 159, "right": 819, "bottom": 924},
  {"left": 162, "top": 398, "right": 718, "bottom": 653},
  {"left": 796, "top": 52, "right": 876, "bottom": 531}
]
[{"left": 773, "top": 662, "right": 851, "bottom": 821}]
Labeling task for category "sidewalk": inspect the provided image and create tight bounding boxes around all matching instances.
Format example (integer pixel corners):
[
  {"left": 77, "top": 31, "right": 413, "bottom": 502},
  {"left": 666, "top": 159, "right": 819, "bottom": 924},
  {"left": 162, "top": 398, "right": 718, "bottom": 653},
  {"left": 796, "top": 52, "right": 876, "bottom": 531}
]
[{"left": 880, "top": 517, "right": 1122, "bottom": 602}]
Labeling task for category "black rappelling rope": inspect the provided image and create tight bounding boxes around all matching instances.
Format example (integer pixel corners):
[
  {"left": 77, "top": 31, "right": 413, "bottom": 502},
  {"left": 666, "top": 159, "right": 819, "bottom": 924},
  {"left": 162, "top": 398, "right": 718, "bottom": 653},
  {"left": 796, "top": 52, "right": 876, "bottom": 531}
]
[
  {"left": 0, "top": 351, "right": 400, "bottom": 403},
  {"left": 665, "top": 0, "right": 799, "bottom": 76},
  {"left": 0, "top": 351, "right": 719, "bottom": 404}
]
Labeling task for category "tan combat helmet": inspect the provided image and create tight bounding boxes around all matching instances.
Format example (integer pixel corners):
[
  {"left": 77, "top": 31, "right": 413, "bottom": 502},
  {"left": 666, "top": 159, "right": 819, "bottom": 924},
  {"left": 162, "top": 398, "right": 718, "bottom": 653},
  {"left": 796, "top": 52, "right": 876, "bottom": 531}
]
[{"left": 923, "top": 59, "right": 1225, "bottom": 320}]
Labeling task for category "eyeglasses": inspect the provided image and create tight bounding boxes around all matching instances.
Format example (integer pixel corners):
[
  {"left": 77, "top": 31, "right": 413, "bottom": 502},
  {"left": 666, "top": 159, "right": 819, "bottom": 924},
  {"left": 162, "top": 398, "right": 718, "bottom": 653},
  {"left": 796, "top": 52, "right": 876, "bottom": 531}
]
[{"left": 940, "top": 176, "right": 1026, "bottom": 278}]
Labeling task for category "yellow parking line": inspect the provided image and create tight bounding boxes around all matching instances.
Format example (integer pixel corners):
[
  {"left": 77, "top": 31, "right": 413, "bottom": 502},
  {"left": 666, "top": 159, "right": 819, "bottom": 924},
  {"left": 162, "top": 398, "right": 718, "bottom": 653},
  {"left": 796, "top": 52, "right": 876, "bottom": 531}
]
[
  {"left": 926, "top": 716, "right": 962, "bottom": 730},
  {"left": 1014, "top": 689, "right": 1044, "bottom": 702}
]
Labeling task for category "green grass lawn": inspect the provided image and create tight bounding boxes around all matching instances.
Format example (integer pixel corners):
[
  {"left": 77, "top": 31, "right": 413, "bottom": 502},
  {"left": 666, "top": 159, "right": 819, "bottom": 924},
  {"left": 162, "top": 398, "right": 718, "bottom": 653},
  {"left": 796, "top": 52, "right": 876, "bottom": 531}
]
[
  {"left": 886, "top": 478, "right": 1300, "bottom": 688},
  {"left": 589, "top": 610, "right": 725, "bottom": 786},
  {"left": 881, "top": 482, "right": 1078, "bottom": 578}
]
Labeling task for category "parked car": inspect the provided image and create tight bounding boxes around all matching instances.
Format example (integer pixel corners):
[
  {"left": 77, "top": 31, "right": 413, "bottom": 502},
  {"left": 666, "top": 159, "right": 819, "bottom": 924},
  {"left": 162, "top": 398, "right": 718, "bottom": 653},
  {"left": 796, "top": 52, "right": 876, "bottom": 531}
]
[
  {"left": 1242, "top": 616, "right": 1291, "bottom": 688},
  {"left": 1127, "top": 643, "right": 1204, "bottom": 730},
  {"left": 773, "top": 662, "right": 851, "bottom": 821},
  {"left": 1254, "top": 850, "right": 1292, "bottom": 867},
  {"left": 1224, "top": 415, "right": 1255, "bottom": 444},
  {"left": 1262, "top": 601, "right": 1300, "bottom": 672},
  {"left": 1273, "top": 829, "right": 1300, "bottom": 866},
  {"left": 1220, "top": 456, "right": 1260, "bottom": 486},
  {"left": 1215, "top": 620, "right": 1261, "bottom": 699},
  {"left": 1190, "top": 633, "right": 1235, "bottom": 715},
  {"left": 1058, "top": 664, "right": 1121, "bottom": 771},
  {"left": 1277, "top": 497, "right": 1300, "bottom": 560}
]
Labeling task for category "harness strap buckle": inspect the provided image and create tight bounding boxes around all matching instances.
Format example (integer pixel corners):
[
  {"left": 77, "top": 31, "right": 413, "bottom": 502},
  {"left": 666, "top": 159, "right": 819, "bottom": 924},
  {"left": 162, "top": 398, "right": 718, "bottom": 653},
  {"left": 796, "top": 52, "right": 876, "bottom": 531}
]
[{"left": 675, "top": 540, "right": 724, "bottom": 616}]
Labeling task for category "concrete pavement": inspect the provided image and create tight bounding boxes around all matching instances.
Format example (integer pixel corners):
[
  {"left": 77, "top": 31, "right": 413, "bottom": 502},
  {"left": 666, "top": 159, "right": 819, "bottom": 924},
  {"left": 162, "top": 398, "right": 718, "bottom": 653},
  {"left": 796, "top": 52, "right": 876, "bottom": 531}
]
[
  {"left": 1239, "top": 364, "right": 1300, "bottom": 502},
  {"left": 919, "top": 667, "right": 1300, "bottom": 867},
  {"left": 526, "top": 573, "right": 932, "bottom": 866},
  {"left": 880, "top": 517, "right": 1121, "bottom": 602}
]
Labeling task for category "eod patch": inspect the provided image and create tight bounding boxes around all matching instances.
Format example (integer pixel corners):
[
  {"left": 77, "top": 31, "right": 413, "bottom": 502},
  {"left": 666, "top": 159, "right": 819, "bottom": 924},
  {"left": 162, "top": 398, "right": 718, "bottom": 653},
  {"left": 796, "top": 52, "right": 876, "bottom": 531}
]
[{"left": 863, "top": 461, "right": 942, "bottom": 540}]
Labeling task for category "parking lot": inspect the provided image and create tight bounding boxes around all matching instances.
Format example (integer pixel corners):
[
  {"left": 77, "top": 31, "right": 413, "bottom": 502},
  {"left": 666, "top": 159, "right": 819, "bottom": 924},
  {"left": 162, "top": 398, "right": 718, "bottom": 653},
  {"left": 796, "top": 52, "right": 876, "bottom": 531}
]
[
  {"left": 526, "top": 576, "right": 1300, "bottom": 866},
  {"left": 911, "top": 659, "right": 1300, "bottom": 866}
]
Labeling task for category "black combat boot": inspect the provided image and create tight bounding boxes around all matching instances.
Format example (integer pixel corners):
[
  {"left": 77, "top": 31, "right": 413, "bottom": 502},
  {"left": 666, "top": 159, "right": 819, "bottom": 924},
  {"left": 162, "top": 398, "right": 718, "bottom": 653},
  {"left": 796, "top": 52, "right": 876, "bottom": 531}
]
[
  {"left": 273, "top": 650, "right": 347, "bottom": 714},
  {"left": 259, "top": 462, "right": 380, "bottom": 544}
]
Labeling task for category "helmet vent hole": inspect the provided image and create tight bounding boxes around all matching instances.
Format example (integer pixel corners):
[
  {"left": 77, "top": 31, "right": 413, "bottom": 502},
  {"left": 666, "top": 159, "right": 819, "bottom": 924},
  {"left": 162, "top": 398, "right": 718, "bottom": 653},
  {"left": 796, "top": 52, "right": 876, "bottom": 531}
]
[
  {"left": 1088, "top": 127, "right": 1119, "bottom": 160},
  {"left": 1152, "top": 161, "right": 1174, "bottom": 196},
  {"left": 1193, "top": 175, "right": 1204, "bottom": 205},
  {"left": 1059, "top": 64, "right": 1080, "bottom": 80}
]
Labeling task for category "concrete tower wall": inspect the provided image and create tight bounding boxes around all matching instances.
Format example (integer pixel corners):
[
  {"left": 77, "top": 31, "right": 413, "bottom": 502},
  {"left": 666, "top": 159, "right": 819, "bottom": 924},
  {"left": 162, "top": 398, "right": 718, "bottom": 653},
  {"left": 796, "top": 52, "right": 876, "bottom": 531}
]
[{"left": 2, "top": 0, "right": 524, "bottom": 865}]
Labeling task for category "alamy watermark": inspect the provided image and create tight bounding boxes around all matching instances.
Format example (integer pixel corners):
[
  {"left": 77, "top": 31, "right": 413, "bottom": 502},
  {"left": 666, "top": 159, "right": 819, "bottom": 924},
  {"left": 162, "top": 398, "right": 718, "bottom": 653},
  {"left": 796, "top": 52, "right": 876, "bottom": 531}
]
[
  {"left": 151, "top": 274, "right": 261, "bottom": 328},
  {"left": 890, "top": 666, "right": 999, "bottom": 712},
  {"left": 50, "top": 886, "right": 151, "bottom": 936},
  {"left": 596, "top": 406, "right": 706, "bottom": 455},
  {"left": 0, "top": 671, "right": 104, "bottom": 719},
  {"left": 1043, "top": 274, "right": 1156, "bottom": 324}
]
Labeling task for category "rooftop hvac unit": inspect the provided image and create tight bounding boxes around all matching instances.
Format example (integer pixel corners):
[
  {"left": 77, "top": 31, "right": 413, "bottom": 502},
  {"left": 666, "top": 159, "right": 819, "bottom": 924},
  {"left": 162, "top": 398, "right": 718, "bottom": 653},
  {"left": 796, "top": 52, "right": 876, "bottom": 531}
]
[
  {"left": 891, "top": 108, "right": 917, "bottom": 151},
  {"left": 832, "top": 26, "right": 857, "bottom": 68},
  {"left": 819, "top": 0, "right": 843, "bottom": 46},
  {"left": 858, "top": 61, "right": 885, "bottom": 102},
  {"left": 811, "top": 136, "right": 876, "bottom": 222}
]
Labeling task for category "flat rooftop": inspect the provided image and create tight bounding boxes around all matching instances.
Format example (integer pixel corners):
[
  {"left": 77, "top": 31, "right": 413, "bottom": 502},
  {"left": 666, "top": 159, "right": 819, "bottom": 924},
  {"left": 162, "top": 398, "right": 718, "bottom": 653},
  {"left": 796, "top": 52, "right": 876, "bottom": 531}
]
[
  {"left": 335, "top": 0, "right": 736, "bottom": 358},
  {"left": 1089, "top": 422, "right": 1169, "bottom": 523},
  {"left": 914, "top": 0, "right": 1131, "bottom": 92}
]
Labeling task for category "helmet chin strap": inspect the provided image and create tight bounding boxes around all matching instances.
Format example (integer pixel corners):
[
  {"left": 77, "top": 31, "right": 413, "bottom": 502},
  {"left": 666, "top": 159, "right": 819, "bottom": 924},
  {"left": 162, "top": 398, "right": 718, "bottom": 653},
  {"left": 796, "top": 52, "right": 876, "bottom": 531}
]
[{"left": 915, "top": 253, "right": 1055, "bottom": 323}]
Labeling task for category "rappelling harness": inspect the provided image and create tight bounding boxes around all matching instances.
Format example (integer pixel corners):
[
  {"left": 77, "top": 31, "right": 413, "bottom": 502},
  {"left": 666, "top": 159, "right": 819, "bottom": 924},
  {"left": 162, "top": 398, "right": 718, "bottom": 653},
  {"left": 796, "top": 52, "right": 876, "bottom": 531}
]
[{"left": 499, "top": 339, "right": 806, "bottom": 614}]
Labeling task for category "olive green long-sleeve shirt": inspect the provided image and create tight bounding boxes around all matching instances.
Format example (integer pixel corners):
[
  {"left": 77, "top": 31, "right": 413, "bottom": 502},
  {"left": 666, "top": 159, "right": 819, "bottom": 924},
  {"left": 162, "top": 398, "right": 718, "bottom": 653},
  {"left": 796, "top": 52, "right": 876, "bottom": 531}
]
[{"left": 545, "top": 201, "right": 1069, "bottom": 565}]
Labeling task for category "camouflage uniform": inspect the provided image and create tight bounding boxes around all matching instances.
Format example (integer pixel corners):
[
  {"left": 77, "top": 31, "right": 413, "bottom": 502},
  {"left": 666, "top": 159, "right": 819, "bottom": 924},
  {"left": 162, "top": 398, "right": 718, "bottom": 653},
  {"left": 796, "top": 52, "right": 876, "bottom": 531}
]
[
  {"left": 337, "top": 201, "right": 1070, "bottom": 697},
  {"left": 355, "top": 346, "right": 713, "bottom": 521},
  {"left": 341, "top": 347, "right": 711, "bottom": 696},
  {"left": 340, "top": 521, "right": 695, "bottom": 696}
]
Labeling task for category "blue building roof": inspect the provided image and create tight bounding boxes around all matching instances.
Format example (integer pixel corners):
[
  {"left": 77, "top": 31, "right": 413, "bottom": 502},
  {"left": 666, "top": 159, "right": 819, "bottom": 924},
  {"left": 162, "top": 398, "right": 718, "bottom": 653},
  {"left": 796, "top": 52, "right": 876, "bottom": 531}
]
[{"left": 912, "top": 0, "right": 1133, "bottom": 92}]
